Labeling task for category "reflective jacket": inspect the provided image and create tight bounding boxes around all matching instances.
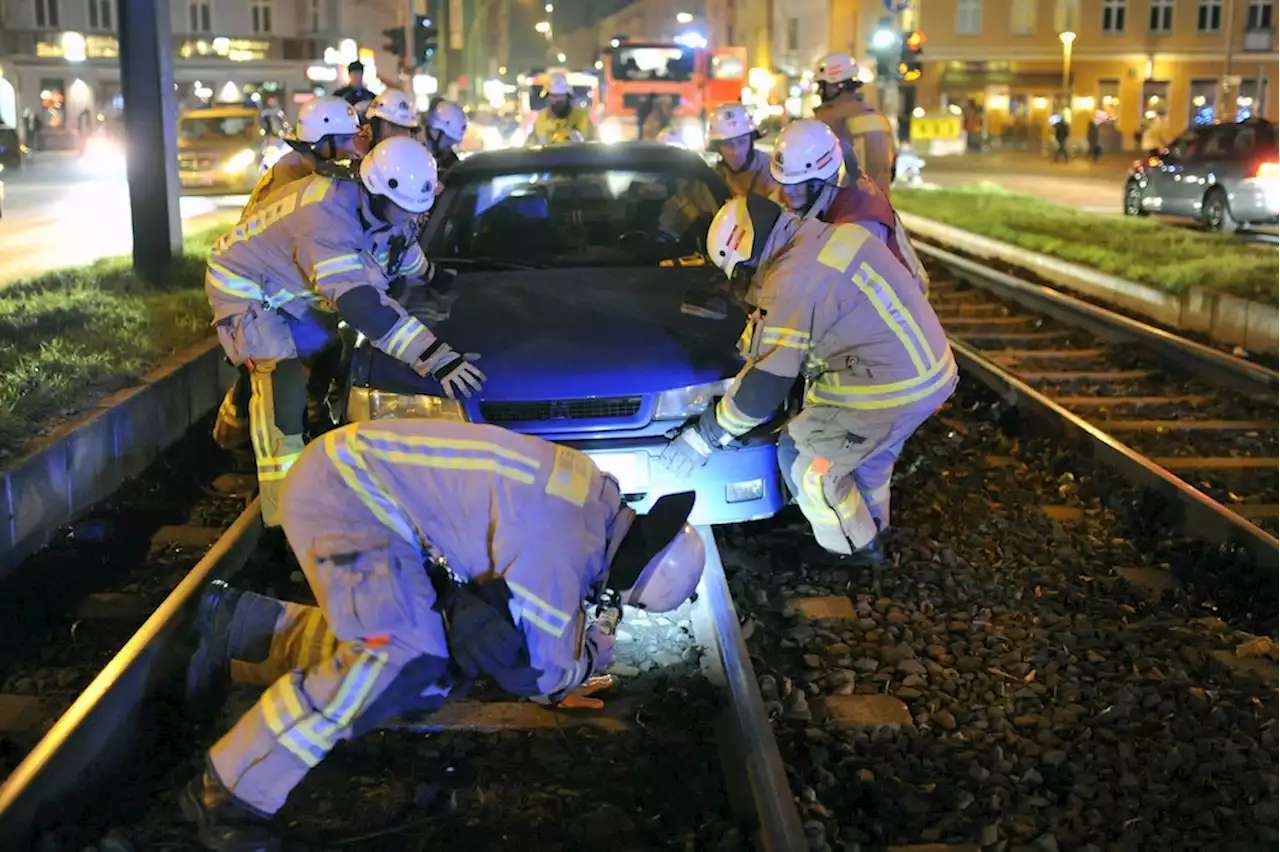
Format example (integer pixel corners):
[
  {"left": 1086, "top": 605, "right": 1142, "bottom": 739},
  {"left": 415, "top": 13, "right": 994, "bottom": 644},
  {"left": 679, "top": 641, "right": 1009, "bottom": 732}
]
[
  {"left": 531, "top": 106, "right": 593, "bottom": 144},
  {"left": 242, "top": 149, "right": 316, "bottom": 215},
  {"left": 205, "top": 174, "right": 437, "bottom": 368},
  {"left": 814, "top": 94, "right": 895, "bottom": 197},
  {"left": 713, "top": 215, "right": 955, "bottom": 436},
  {"left": 311, "top": 420, "right": 627, "bottom": 699},
  {"left": 716, "top": 148, "right": 779, "bottom": 198},
  {"left": 823, "top": 174, "right": 929, "bottom": 293}
]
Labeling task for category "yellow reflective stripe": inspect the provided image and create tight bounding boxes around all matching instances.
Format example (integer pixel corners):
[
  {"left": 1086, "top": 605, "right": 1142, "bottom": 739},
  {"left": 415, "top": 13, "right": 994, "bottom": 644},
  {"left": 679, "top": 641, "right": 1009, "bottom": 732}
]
[
  {"left": 364, "top": 448, "right": 537, "bottom": 485},
  {"left": 506, "top": 579, "right": 573, "bottom": 637},
  {"left": 860, "top": 261, "right": 940, "bottom": 364},
  {"left": 847, "top": 113, "right": 891, "bottom": 136},
  {"left": 262, "top": 677, "right": 325, "bottom": 766},
  {"left": 545, "top": 444, "right": 594, "bottom": 507},
  {"left": 807, "top": 352, "right": 957, "bottom": 410},
  {"left": 801, "top": 465, "right": 842, "bottom": 528},
  {"left": 296, "top": 610, "right": 327, "bottom": 669},
  {"left": 833, "top": 483, "right": 863, "bottom": 521},
  {"left": 311, "top": 253, "right": 363, "bottom": 281},
  {"left": 290, "top": 647, "right": 388, "bottom": 755},
  {"left": 206, "top": 263, "right": 264, "bottom": 301},
  {"left": 384, "top": 318, "right": 427, "bottom": 359},
  {"left": 816, "top": 224, "right": 872, "bottom": 273},
  {"left": 323, "top": 431, "right": 421, "bottom": 546},
  {"left": 759, "top": 327, "right": 811, "bottom": 350},
  {"left": 358, "top": 431, "right": 542, "bottom": 470},
  {"left": 848, "top": 266, "right": 927, "bottom": 374},
  {"left": 715, "top": 396, "right": 764, "bottom": 435},
  {"left": 300, "top": 176, "right": 334, "bottom": 207},
  {"left": 400, "top": 249, "right": 428, "bottom": 278},
  {"left": 817, "top": 348, "right": 954, "bottom": 397}
]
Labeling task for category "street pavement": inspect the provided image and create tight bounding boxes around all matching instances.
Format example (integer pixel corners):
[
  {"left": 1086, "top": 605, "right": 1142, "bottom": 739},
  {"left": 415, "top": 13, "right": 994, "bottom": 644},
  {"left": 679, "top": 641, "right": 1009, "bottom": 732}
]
[{"left": 1, "top": 153, "right": 242, "bottom": 286}]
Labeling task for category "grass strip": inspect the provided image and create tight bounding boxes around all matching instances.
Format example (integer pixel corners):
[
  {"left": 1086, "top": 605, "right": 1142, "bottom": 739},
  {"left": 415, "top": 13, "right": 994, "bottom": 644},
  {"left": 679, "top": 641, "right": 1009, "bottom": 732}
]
[
  {"left": 0, "top": 216, "right": 236, "bottom": 459},
  {"left": 894, "top": 183, "right": 1279, "bottom": 305}
]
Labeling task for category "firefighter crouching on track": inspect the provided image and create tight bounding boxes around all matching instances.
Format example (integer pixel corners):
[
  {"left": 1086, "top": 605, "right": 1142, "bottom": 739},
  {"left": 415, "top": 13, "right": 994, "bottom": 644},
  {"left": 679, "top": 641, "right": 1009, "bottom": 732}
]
[
  {"left": 180, "top": 420, "right": 707, "bottom": 851},
  {"left": 813, "top": 52, "right": 896, "bottom": 197},
  {"left": 204, "top": 136, "right": 485, "bottom": 529},
  {"left": 660, "top": 194, "right": 956, "bottom": 564},
  {"left": 707, "top": 102, "right": 779, "bottom": 198},
  {"left": 770, "top": 118, "right": 928, "bottom": 293},
  {"left": 212, "top": 96, "right": 369, "bottom": 454}
]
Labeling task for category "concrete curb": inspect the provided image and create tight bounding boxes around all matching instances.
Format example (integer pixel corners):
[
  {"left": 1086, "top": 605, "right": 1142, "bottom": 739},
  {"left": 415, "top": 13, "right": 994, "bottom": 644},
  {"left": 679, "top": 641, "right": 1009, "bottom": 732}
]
[
  {"left": 0, "top": 339, "right": 233, "bottom": 582},
  {"left": 900, "top": 211, "right": 1279, "bottom": 356}
]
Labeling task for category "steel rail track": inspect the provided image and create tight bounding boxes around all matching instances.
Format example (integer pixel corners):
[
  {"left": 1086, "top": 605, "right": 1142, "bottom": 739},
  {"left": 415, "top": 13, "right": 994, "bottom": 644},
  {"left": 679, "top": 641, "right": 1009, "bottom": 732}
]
[
  {"left": 919, "top": 242, "right": 1279, "bottom": 566},
  {"left": 0, "top": 505, "right": 803, "bottom": 849}
]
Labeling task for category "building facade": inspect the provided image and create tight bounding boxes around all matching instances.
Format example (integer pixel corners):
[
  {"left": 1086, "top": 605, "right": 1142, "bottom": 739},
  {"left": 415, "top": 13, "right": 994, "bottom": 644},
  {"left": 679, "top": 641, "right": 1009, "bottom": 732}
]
[
  {"left": 0, "top": 0, "right": 407, "bottom": 147},
  {"left": 838, "top": 0, "right": 1277, "bottom": 149}
]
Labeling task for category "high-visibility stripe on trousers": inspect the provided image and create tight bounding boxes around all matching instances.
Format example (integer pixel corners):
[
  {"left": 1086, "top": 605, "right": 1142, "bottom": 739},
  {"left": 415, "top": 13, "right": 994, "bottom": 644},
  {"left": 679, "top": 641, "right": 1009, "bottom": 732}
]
[
  {"left": 207, "top": 468, "right": 451, "bottom": 817},
  {"left": 246, "top": 359, "right": 308, "bottom": 527},
  {"left": 780, "top": 402, "right": 942, "bottom": 555}
]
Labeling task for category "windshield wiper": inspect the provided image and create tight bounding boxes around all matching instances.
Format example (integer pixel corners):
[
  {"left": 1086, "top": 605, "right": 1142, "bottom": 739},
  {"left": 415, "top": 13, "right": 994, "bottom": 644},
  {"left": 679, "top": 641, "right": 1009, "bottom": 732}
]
[{"left": 442, "top": 256, "right": 548, "bottom": 270}]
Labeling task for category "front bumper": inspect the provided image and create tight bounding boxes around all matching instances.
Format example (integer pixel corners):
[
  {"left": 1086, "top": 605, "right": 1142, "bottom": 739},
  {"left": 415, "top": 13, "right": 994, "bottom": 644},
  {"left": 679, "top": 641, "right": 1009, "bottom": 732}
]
[
  {"left": 1230, "top": 179, "right": 1280, "bottom": 225},
  {"left": 556, "top": 432, "right": 784, "bottom": 526}
]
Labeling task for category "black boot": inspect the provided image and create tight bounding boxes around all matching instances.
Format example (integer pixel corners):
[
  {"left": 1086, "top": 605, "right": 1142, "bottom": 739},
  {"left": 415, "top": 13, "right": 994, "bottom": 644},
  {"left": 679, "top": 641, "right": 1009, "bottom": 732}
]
[
  {"left": 803, "top": 537, "right": 886, "bottom": 569},
  {"left": 180, "top": 773, "right": 280, "bottom": 852},
  {"left": 186, "top": 580, "right": 243, "bottom": 712}
]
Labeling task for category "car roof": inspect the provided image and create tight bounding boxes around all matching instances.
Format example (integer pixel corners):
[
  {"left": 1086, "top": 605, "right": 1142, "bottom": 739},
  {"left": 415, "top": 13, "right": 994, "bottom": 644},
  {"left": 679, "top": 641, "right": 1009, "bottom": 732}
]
[{"left": 449, "top": 141, "right": 717, "bottom": 179}]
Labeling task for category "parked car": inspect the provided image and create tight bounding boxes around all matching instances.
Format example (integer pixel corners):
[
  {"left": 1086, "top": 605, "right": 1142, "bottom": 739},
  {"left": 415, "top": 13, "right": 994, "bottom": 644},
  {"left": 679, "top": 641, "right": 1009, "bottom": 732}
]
[
  {"left": 177, "top": 105, "right": 290, "bottom": 195},
  {"left": 338, "top": 142, "right": 788, "bottom": 525},
  {"left": 1123, "top": 118, "right": 1279, "bottom": 232}
]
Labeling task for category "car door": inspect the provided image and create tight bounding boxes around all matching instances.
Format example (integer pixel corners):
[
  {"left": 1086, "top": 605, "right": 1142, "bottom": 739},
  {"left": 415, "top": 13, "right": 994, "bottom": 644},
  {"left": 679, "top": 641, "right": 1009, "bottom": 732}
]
[
  {"left": 1184, "top": 125, "right": 1234, "bottom": 217},
  {"left": 1153, "top": 129, "right": 1205, "bottom": 216}
]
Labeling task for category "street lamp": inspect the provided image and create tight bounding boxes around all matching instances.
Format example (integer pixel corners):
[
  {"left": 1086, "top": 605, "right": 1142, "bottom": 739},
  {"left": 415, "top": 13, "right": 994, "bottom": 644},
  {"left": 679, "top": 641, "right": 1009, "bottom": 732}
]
[
  {"left": 1059, "top": 30, "right": 1076, "bottom": 112},
  {"left": 535, "top": 20, "right": 550, "bottom": 33},
  {"left": 557, "top": 52, "right": 566, "bottom": 62},
  {"left": 677, "top": 12, "right": 693, "bottom": 23},
  {"left": 545, "top": 3, "right": 554, "bottom": 11}
]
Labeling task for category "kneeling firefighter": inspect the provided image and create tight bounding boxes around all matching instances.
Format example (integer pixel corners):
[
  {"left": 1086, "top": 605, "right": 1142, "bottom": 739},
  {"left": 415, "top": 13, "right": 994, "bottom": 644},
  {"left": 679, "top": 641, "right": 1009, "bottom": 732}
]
[
  {"left": 212, "top": 96, "right": 368, "bottom": 454},
  {"left": 203, "top": 136, "right": 486, "bottom": 529},
  {"left": 660, "top": 194, "right": 956, "bottom": 564},
  {"left": 770, "top": 119, "right": 928, "bottom": 293},
  {"left": 180, "top": 420, "right": 707, "bottom": 851}
]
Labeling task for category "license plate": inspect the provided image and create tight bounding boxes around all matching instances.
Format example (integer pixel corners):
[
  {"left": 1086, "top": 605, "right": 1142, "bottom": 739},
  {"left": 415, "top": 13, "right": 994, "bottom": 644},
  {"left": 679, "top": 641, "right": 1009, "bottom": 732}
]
[{"left": 591, "top": 452, "right": 650, "bottom": 490}]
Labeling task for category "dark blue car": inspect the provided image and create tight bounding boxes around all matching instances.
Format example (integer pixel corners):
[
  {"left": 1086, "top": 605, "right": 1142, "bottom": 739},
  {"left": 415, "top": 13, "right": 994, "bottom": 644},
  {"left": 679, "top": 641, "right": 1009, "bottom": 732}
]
[{"left": 342, "top": 142, "right": 786, "bottom": 525}]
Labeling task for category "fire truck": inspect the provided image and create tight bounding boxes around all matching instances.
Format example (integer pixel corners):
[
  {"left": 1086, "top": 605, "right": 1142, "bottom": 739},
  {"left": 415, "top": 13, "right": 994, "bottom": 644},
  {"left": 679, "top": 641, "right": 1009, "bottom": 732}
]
[{"left": 597, "top": 38, "right": 747, "bottom": 146}]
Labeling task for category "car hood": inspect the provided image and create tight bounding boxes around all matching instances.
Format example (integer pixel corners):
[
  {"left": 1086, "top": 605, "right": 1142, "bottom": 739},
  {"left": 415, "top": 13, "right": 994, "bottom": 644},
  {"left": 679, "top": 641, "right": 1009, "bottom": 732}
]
[
  {"left": 179, "top": 137, "right": 259, "bottom": 154},
  {"left": 360, "top": 267, "right": 747, "bottom": 400}
]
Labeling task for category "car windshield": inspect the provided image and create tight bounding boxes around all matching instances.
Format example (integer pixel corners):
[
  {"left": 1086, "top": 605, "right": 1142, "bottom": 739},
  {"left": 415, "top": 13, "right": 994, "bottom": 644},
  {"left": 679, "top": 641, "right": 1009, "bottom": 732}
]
[
  {"left": 180, "top": 115, "right": 257, "bottom": 143},
  {"left": 426, "top": 167, "right": 725, "bottom": 267},
  {"left": 611, "top": 46, "right": 696, "bottom": 83}
]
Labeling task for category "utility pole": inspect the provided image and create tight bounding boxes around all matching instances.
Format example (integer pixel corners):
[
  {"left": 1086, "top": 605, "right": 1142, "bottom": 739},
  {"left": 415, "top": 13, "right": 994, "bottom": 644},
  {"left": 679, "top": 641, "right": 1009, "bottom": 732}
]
[
  {"left": 118, "top": 0, "right": 181, "bottom": 279},
  {"left": 1219, "top": 0, "right": 1238, "bottom": 121},
  {"left": 405, "top": 0, "right": 418, "bottom": 79}
]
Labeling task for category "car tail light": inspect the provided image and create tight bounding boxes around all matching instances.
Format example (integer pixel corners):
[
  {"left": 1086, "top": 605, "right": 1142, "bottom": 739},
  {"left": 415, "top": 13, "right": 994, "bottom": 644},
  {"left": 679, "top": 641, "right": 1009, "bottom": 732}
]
[{"left": 1256, "top": 162, "right": 1279, "bottom": 180}]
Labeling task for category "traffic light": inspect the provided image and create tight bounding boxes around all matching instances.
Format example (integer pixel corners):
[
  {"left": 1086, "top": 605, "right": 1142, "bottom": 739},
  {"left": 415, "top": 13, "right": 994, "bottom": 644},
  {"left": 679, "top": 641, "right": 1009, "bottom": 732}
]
[
  {"left": 382, "top": 26, "right": 406, "bottom": 62},
  {"left": 412, "top": 15, "right": 439, "bottom": 67},
  {"left": 898, "top": 30, "right": 925, "bottom": 83}
]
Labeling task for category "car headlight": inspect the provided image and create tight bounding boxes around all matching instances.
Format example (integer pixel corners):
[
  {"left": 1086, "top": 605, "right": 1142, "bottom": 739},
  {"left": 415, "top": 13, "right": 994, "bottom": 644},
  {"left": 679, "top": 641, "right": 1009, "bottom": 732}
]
[
  {"left": 653, "top": 379, "right": 732, "bottom": 421},
  {"left": 346, "top": 387, "right": 469, "bottom": 422},
  {"left": 222, "top": 148, "right": 257, "bottom": 174},
  {"left": 680, "top": 124, "right": 704, "bottom": 151}
]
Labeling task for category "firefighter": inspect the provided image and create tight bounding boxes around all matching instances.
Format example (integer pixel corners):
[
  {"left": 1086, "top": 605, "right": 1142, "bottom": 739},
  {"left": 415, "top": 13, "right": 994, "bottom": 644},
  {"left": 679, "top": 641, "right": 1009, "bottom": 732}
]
[
  {"left": 212, "top": 96, "right": 370, "bottom": 454},
  {"left": 423, "top": 99, "right": 468, "bottom": 181},
  {"left": 366, "top": 88, "right": 421, "bottom": 144},
  {"left": 203, "top": 137, "right": 485, "bottom": 529},
  {"left": 530, "top": 72, "right": 594, "bottom": 145},
  {"left": 707, "top": 103, "right": 777, "bottom": 197},
  {"left": 813, "top": 52, "right": 895, "bottom": 197},
  {"left": 770, "top": 119, "right": 928, "bottom": 293},
  {"left": 660, "top": 194, "right": 956, "bottom": 563},
  {"left": 180, "top": 420, "right": 706, "bottom": 851}
]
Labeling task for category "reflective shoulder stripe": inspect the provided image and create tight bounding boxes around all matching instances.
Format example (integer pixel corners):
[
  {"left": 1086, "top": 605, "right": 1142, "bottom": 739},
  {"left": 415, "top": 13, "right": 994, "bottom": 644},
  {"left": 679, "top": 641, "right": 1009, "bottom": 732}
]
[
  {"left": 847, "top": 113, "right": 892, "bottom": 136},
  {"left": 545, "top": 444, "right": 595, "bottom": 507},
  {"left": 322, "top": 431, "right": 422, "bottom": 547},
  {"left": 300, "top": 176, "right": 335, "bottom": 207},
  {"left": 816, "top": 224, "right": 873, "bottom": 273},
  {"left": 356, "top": 430, "right": 543, "bottom": 485}
]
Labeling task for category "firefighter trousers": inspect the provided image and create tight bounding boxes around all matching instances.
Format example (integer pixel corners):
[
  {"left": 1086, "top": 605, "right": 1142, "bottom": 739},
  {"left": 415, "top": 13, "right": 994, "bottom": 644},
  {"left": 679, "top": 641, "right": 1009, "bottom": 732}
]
[
  {"left": 777, "top": 403, "right": 937, "bottom": 554},
  {"left": 207, "top": 465, "right": 450, "bottom": 818},
  {"left": 213, "top": 343, "right": 344, "bottom": 456}
]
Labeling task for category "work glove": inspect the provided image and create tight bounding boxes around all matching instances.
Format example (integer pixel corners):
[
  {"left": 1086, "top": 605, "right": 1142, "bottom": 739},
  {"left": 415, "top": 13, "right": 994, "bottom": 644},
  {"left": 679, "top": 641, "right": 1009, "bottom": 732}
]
[
  {"left": 583, "top": 622, "right": 616, "bottom": 675},
  {"left": 659, "top": 423, "right": 714, "bottom": 479},
  {"left": 415, "top": 343, "right": 486, "bottom": 399}
]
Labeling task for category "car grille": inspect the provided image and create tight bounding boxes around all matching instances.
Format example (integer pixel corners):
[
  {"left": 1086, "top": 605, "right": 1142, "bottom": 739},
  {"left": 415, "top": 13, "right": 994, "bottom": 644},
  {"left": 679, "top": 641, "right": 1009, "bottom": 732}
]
[{"left": 479, "top": 397, "right": 643, "bottom": 423}]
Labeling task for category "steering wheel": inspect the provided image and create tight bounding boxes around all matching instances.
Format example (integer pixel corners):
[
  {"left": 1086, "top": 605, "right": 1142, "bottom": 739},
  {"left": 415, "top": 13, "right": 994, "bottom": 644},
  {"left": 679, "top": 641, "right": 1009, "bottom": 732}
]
[{"left": 617, "top": 229, "right": 678, "bottom": 248}]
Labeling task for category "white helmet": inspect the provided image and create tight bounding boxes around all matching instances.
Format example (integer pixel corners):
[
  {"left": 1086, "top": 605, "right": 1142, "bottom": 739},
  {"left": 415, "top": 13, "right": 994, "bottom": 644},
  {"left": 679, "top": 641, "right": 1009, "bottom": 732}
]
[
  {"left": 294, "top": 96, "right": 360, "bottom": 143},
  {"left": 426, "top": 100, "right": 468, "bottom": 142},
  {"left": 608, "top": 492, "right": 706, "bottom": 613},
  {"left": 705, "top": 193, "right": 783, "bottom": 280},
  {"left": 815, "top": 52, "right": 859, "bottom": 85},
  {"left": 359, "top": 136, "right": 438, "bottom": 213},
  {"left": 708, "top": 103, "right": 758, "bottom": 143},
  {"left": 368, "top": 89, "right": 420, "bottom": 129},
  {"left": 545, "top": 72, "right": 571, "bottom": 97},
  {"left": 770, "top": 119, "right": 842, "bottom": 185}
]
